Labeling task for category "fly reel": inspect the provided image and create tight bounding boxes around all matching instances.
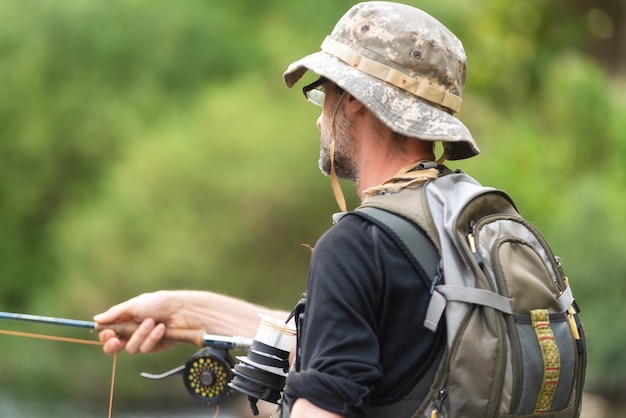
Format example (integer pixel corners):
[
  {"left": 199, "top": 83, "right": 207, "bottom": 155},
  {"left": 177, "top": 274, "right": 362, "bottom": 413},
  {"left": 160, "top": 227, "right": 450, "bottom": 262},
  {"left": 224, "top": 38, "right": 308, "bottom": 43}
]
[
  {"left": 184, "top": 347, "right": 234, "bottom": 403},
  {"left": 141, "top": 347, "right": 235, "bottom": 405}
]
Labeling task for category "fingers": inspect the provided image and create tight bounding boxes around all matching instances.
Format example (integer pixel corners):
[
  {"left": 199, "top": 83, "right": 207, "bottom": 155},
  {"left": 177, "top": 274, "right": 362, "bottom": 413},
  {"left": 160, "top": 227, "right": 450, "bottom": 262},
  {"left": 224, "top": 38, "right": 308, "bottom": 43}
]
[
  {"left": 139, "top": 322, "right": 166, "bottom": 354},
  {"left": 99, "top": 329, "right": 126, "bottom": 355},
  {"left": 102, "top": 337, "right": 126, "bottom": 355},
  {"left": 123, "top": 318, "right": 166, "bottom": 354},
  {"left": 97, "top": 317, "right": 166, "bottom": 355}
]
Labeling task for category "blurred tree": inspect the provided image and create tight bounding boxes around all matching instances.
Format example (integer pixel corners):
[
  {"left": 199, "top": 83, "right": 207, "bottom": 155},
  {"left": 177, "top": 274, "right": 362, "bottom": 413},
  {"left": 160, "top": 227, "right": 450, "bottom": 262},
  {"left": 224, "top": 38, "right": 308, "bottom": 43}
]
[{"left": 0, "top": 0, "right": 276, "bottom": 309}]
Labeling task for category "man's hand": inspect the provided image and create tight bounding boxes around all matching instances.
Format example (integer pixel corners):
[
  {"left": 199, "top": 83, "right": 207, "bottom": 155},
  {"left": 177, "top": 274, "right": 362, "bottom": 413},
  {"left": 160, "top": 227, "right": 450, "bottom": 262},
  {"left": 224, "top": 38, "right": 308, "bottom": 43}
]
[{"left": 94, "top": 291, "right": 186, "bottom": 355}]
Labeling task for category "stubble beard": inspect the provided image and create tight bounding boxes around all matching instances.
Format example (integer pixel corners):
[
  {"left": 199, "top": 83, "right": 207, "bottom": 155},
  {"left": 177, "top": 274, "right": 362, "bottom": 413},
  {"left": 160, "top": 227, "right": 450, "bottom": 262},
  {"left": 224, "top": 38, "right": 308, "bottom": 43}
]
[{"left": 318, "top": 108, "right": 358, "bottom": 182}]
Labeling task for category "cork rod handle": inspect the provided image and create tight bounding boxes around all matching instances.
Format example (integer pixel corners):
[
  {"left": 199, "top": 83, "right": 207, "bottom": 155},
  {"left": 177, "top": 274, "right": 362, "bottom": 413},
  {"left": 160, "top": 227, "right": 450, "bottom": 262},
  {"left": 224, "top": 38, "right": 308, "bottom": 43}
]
[{"left": 94, "top": 322, "right": 205, "bottom": 347}]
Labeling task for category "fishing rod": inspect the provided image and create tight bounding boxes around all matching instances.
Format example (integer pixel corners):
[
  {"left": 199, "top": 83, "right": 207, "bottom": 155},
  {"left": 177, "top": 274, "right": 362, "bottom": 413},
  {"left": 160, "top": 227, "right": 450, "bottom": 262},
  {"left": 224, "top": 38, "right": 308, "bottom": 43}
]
[
  {"left": 0, "top": 309, "right": 255, "bottom": 406},
  {"left": 0, "top": 310, "right": 253, "bottom": 349},
  {"left": 1, "top": 310, "right": 294, "bottom": 412}
]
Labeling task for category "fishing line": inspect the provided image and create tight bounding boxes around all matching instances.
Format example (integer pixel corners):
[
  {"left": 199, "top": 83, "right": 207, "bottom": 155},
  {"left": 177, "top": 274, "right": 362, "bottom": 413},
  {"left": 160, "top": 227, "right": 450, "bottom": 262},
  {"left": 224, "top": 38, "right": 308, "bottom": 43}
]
[
  {"left": 0, "top": 329, "right": 103, "bottom": 345},
  {"left": 108, "top": 352, "right": 117, "bottom": 418},
  {"left": 0, "top": 328, "right": 117, "bottom": 418}
]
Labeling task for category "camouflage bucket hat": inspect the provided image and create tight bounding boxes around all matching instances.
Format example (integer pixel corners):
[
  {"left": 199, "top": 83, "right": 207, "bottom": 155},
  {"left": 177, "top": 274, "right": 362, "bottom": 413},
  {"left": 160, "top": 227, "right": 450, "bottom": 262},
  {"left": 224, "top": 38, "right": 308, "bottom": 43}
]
[{"left": 283, "top": 1, "right": 479, "bottom": 160}]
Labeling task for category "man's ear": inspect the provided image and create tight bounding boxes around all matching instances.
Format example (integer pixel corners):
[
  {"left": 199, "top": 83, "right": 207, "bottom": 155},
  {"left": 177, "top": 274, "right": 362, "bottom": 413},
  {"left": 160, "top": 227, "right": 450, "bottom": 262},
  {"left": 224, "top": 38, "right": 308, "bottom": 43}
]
[{"left": 345, "top": 94, "right": 365, "bottom": 113}]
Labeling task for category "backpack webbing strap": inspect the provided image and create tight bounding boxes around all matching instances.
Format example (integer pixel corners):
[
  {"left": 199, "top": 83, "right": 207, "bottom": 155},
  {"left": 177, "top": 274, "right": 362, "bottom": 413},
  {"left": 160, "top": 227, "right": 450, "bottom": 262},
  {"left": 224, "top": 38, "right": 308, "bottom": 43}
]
[
  {"left": 425, "top": 284, "right": 576, "bottom": 332},
  {"left": 356, "top": 206, "right": 439, "bottom": 281},
  {"left": 425, "top": 285, "right": 512, "bottom": 331}
]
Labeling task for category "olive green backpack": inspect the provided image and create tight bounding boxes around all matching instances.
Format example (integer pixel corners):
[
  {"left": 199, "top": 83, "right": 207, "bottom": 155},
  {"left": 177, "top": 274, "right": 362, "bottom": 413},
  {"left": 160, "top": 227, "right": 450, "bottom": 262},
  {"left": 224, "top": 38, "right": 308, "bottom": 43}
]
[{"left": 357, "top": 171, "right": 586, "bottom": 418}]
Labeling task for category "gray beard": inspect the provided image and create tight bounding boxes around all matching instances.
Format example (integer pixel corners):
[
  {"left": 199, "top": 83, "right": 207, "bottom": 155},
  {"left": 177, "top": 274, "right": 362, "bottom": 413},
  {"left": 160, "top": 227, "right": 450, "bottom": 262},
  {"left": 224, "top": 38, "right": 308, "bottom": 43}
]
[
  {"left": 318, "top": 149, "right": 331, "bottom": 176},
  {"left": 319, "top": 142, "right": 358, "bottom": 181},
  {"left": 318, "top": 109, "right": 358, "bottom": 181}
]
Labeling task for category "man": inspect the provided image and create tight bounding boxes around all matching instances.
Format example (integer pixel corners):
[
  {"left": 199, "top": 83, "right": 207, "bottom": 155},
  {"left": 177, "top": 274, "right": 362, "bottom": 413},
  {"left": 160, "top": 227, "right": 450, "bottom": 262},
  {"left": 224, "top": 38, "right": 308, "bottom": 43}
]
[{"left": 95, "top": 2, "right": 479, "bottom": 417}]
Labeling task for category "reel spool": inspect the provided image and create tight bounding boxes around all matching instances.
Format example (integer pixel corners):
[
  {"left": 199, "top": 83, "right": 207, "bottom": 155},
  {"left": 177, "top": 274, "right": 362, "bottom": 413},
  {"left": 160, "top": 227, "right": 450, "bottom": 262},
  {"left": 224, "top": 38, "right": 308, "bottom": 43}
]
[
  {"left": 183, "top": 347, "right": 234, "bottom": 404},
  {"left": 141, "top": 347, "right": 235, "bottom": 405}
]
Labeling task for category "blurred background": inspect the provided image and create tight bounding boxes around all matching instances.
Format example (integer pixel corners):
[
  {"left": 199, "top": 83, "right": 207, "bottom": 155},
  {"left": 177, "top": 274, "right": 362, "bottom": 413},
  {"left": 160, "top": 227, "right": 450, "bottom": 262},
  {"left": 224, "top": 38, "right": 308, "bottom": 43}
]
[{"left": 0, "top": 0, "right": 624, "bottom": 416}]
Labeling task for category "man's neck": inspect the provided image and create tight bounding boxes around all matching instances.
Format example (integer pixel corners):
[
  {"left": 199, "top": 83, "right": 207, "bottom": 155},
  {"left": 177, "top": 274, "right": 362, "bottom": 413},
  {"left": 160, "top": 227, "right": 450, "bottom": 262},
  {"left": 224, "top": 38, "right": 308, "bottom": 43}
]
[
  {"left": 355, "top": 143, "right": 435, "bottom": 199},
  {"left": 345, "top": 104, "right": 435, "bottom": 200}
]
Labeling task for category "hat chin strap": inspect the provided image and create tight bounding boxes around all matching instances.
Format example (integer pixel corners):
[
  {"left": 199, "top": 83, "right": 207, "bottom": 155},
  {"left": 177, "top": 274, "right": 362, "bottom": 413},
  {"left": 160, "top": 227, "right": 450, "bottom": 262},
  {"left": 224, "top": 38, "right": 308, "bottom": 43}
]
[
  {"left": 436, "top": 148, "right": 447, "bottom": 165},
  {"left": 329, "top": 91, "right": 349, "bottom": 213},
  {"left": 329, "top": 140, "right": 347, "bottom": 213}
]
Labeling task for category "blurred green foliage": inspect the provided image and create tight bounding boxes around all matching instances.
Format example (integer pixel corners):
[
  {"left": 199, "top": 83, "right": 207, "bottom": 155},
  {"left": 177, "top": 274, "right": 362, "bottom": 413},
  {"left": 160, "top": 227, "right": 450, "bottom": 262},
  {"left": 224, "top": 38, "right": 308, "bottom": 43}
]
[{"left": 1, "top": 0, "right": 625, "bottom": 411}]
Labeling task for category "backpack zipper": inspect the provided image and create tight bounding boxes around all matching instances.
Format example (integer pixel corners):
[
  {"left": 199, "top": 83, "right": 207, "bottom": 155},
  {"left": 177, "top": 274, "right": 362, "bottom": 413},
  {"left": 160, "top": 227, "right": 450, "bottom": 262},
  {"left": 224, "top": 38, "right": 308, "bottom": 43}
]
[
  {"left": 467, "top": 221, "right": 484, "bottom": 268},
  {"left": 430, "top": 388, "right": 448, "bottom": 418}
]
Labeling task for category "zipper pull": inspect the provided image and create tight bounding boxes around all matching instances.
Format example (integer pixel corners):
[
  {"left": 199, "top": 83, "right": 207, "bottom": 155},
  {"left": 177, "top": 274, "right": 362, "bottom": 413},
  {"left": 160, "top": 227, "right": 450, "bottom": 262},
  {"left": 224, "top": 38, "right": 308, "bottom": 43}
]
[
  {"left": 562, "top": 277, "right": 581, "bottom": 341},
  {"left": 467, "top": 221, "right": 483, "bottom": 268},
  {"left": 431, "top": 388, "right": 448, "bottom": 418},
  {"left": 429, "top": 261, "right": 444, "bottom": 294}
]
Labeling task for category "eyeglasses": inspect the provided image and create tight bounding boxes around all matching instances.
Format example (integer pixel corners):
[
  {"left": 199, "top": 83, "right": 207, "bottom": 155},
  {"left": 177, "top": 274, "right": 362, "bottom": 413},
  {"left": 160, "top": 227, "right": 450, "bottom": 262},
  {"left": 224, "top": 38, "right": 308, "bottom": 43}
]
[{"left": 302, "top": 77, "right": 327, "bottom": 106}]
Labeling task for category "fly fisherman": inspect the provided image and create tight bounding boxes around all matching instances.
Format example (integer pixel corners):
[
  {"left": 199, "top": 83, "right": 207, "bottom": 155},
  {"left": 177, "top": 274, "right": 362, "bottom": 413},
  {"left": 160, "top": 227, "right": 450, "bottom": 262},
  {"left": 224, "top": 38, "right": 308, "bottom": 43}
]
[{"left": 96, "top": 2, "right": 480, "bottom": 417}]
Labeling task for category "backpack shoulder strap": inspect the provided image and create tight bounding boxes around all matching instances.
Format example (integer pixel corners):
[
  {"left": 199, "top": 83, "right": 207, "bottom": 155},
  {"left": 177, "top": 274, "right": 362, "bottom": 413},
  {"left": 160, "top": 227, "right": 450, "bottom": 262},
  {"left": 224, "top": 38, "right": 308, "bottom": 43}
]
[
  {"left": 348, "top": 205, "right": 443, "bottom": 418},
  {"left": 354, "top": 206, "right": 440, "bottom": 284}
]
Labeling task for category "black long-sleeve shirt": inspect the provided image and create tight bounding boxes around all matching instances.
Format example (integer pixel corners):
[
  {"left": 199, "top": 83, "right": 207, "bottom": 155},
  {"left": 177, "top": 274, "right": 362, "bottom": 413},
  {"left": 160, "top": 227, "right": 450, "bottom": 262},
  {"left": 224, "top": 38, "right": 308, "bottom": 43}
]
[{"left": 283, "top": 213, "right": 444, "bottom": 417}]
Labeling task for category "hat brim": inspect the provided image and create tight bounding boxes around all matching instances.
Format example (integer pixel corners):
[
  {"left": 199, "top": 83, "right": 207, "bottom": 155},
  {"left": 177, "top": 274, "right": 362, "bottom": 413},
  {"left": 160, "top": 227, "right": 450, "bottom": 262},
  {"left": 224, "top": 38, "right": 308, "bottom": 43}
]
[{"left": 284, "top": 51, "right": 479, "bottom": 161}]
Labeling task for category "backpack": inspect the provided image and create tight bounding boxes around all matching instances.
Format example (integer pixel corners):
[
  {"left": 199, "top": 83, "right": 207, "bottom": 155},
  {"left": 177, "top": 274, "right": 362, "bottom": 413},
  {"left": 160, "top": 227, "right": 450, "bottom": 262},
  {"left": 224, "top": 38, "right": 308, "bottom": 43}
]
[{"left": 356, "top": 171, "right": 586, "bottom": 418}]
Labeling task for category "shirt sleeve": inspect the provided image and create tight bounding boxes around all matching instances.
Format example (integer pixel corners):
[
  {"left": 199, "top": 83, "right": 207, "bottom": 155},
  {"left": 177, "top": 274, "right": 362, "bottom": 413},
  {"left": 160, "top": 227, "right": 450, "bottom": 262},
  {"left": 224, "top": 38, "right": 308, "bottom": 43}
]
[{"left": 283, "top": 215, "right": 385, "bottom": 417}]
